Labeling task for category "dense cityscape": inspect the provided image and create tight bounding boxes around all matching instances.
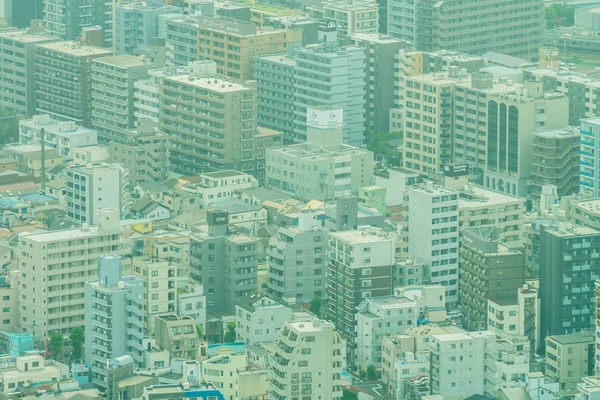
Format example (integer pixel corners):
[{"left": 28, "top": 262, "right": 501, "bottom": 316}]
[{"left": 0, "top": 0, "right": 597, "bottom": 399}]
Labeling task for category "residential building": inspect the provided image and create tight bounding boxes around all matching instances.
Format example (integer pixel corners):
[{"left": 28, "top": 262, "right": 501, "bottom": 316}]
[
  {"left": 266, "top": 107, "right": 373, "bottom": 202},
  {"left": 580, "top": 118, "right": 600, "bottom": 198},
  {"left": 401, "top": 182, "right": 460, "bottom": 308},
  {"left": 393, "top": 258, "right": 429, "bottom": 288},
  {"left": 159, "top": 61, "right": 282, "bottom": 180},
  {"left": 575, "top": 376, "right": 600, "bottom": 400},
  {"left": 355, "top": 295, "right": 416, "bottom": 369},
  {"left": 115, "top": 0, "right": 182, "bottom": 56},
  {"left": 235, "top": 293, "right": 292, "bottom": 345},
  {"left": 176, "top": 279, "right": 206, "bottom": 331},
  {"left": 108, "top": 119, "right": 170, "bottom": 187},
  {"left": 351, "top": 33, "right": 406, "bottom": 135},
  {"left": 154, "top": 314, "right": 199, "bottom": 361},
  {"left": 0, "top": 353, "right": 68, "bottom": 393},
  {"left": 266, "top": 209, "right": 328, "bottom": 304},
  {"left": 569, "top": 199, "right": 600, "bottom": 231},
  {"left": 269, "top": 317, "right": 344, "bottom": 400},
  {"left": 73, "top": 144, "right": 109, "bottom": 165},
  {"left": 4, "top": 143, "right": 62, "bottom": 177},
  {"left": 84, "top": 255, "right": 146, "bottom": 389},
  {"left": 34, "top": 41, "right": 113, "bottom": 126},
  {"left": 387, "top": 0, "right": 544, "bottom": 59},
  {"left": 531, "top": 127, "right": 580, "bottom": 200},
  {"left": 64, "top": 163, "right": 125, "bottom": 224},
  {"left": 292, "top": 43, "right": 366, "bottom": 145},
  {"left": 179, "top": 170, "right": 258, "bottom": 209},
  {"left": 459, "top": 227, "right": 525, "bottom": 330},
  {"left": 18, "top": 208, "right": 122, "bottom": 341},
  {"left": 0, "top": 272, "right": 19, "bottom": 332},
  {"left": 202, "top": 350, "right": 246, "bottom": 400},
  {"left": 163, "top": 16, "right": 199, "bottom": 67},
  {"left": 595, "top": 281, "right": 600, "bottom": 375},
  {"left": 0, "top": 30, "right": 56, "bottom": 117},
  {"left": 131, "top": 256, "right": 178, "bottom": 333},
  {"left": 134, "top": 65, "right": 187, "bottom": 124},
  {"left": 19, "top": 115, "right": 97, "bottom": 160},
  {"left": 142, "top": 382, "right": 225, "bottom": 400},
  {"left": 91, "top": 55, "right": 152, "bottom": 143},
  {"left": 358, "top": 186, "right": 387, "bottom": 214},
  {"left": 43, "top": 0, "right": 112, "bottom": 45},
  {"left": 327, "top": 226, "right": 395, "bottom": 338},
  {"left": 190, "top": 210, "right": 259, "bottom": 313},
  {"left": 539, "top": 223, "right": 600, "bottom": 341},
  {"left": 196, "top": 15, "right": 301, "bottom": 82},
  {"left": 307, "top": 0, "right": 378, "bottom": 37},
  {"left": 546, "top": 333, "right": 594, "bottom": 397}
]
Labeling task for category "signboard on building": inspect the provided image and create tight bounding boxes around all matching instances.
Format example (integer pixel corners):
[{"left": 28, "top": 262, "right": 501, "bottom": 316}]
[
  {"left": 198, "top": 16, "right": 257, "bottom": 35},
  {"left": 442, "top": 164, "right": 469, "bottom": 177},
  {"left": 306, "top": 107, "right": 343, "bottom": 129},
  {"left": 9, "top": 333, "right": 33, "bottom": 358},
  {"left": 318, "top": 20, "right": 337, "bottom": 32},
  {"left": 207, "top": 210, "right": 229, "bottom": 225}
]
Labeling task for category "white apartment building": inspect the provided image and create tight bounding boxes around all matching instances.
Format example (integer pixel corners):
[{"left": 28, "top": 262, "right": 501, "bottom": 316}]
[
  {"left": 132, "top": 257, "right": 177, "bottom": 333},
  {"left": 235, "top": 293, "right": 292, "bottom": 345},
  {"left": 308, "top": 0, "right": 379, "bottom": 36},
  {"left": 133, "top": 66, "right": 186, "bottom": 124},
  {"left": 19, "top": 115, "right": 98, "bottom": 160},
  {"left": 0, "top": 271, "right": 20, "bottom": 332},
  {"left": 0, "top": 353, "right": 68, "bottom": 393},
  {"left": 402, "top": 182, "right": 460, "bottom": 308},
  {"left": 202, "top": 351, "right": 246, "bottom": 400},
  {"left": 356, "top": 295, "right": 417, "bottom": 369},
  {"left": 270, "top": 317, "right": 344, "bottom": 400},
  {"left": 18, "top": 209, "right": 123, "bottom": 341},
  {"left": 64, "top": 163, "right": 126, "bottom": 224},
  {"left": 487, "top": 299, "right": 521, "bottom": 337},
  {"left": 180, "top": 170, "right": 258, "bottom": 208}
]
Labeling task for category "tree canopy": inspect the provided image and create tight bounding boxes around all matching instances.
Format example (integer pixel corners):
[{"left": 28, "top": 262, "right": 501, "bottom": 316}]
[
  {"left": 224, "top": 322, "right": 236, "bottom": 343},
  {"left": 70, "top": 327, "right": 84, "bottom": 361}
]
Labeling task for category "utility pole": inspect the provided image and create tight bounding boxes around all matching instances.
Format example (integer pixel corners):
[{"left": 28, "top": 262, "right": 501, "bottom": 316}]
[{"left": 40, "top": 128, "right": 46, "bottom": 192}]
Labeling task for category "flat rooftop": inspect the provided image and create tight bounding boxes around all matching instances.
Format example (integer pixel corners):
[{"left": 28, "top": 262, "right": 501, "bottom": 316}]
[
  {"left": 534, "top": 127, "right": 579, "bottom": 139},
  {"left": 202, "top": 169, "right": 246, "bottom": 179},
  {"left": 330, "top": 227, "right": 391, "bottom": 244},
  {"left": 369, "top": 295, "right": 415, "bottom": 308},
  {"left": 0, "top": 30, "right": 55, "bottom": 43},
  {"left": 255, "top": 53, "right": 296, "bottom": 66},
  {"left": 352, "top": 33, "right": 405, "bottom": 44},
  {"left": 547, "top": 332, "right": 594, "bottom": 345},
  {"left": 165, "top": 74, "right": 250, "bottom": 92},
  {"left": 36, "top": 41, "right": 114, "bottom": 57},
  {"left": 572, "top": 199, "right": 600, "bottom": 214},
  {"left": 94, "top": 55, "right": 151, "bottom": 68},
  {"left": 458, "top": 185, "right": 525, "bottom": 208}
]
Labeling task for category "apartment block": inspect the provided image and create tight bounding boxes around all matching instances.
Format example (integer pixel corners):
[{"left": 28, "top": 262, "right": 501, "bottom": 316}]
[
  {"left": 196, "top": 16, "right": 301, "bottom": 82},
  {"left": 43, "top": 0, "right": 112, "bottom": 44},
  {"left": 159, "top": 62, "right": 282, "bottom": 180},
  {"left": 163, "top": 16, "right": 199, "bottom": 67},
  {"left": 108, "top": 120, "right": 170, "bottom": 187},
  {"left": 34, "top": 41, "right": 113, "bottom": 126},
  {"left": 190, "top": 211, "right": 259, "bottom": 313},
  {"left": 402, "top": 183, "right": 460, "bottom": 308},
  {"left": 178, "top": 170, "right": 258, "bottom": 209},
  {"left": 292, "top": 43, "right": 366, "bottom": 146},
  {"left": 235, "top": 293, "right": 292, "bottom": 344},
  {"left": 266, "top": 209, "right": 328, "bottom": 303},
  {"left": 580, "top": 118, "right": 600, "bottom": 198},
  {"left": 19, "top": 114, "right": 97, "bottom": 160},
  {"left": 570, "top": 199, "right": 600, "bottom": 232},
  {"left": 459, "top": 227, "right": 525, "bottom": 331},
  {"left": 269, "top": 317, "right": 344, "bottom": 400},
  {"left": 266, "top": 108, "right": 373, "bottom": 202},
  {"left": 539, "top": 223, "right": 600, "bottom": 341},
  {"left": 176, "top": 279, "right": 206, "bottom": 330},
  {"left": 154, "top": 314, "right": 199, "bottom": 361},
  {"left": 546, "top": 333, "right": 594, "bottom": 397},
  {"left": 327, "top": 226, "right": 395, "bottom": 338},
  {"left": 85, "top": 255, "right": 146, "bottom": 389},
  {"left": 356, "top": 295, "right": 416, "bottom": 369},
  {"left": 202, "top": 351, "right": 246, "bottom": 400},
  {"left": 115, "top": 0, "right": 182, "bottom": 56},
  {"left": 351, "top": 33, "right": 406, "bottom": 135},
  {"left": 134, "top": 65, "right": 187, "bottom": 124},
  {"left": 307, "top": 0, "right": 378, "bottom": 37},
  {"left": 387, "top": 0, "right": 544, "bottom": 59},
  {"left": 91, "top": 55, "right": 152, "bottom": 143},
  {"left": 531, "top": 127, "right": 580, "bottom": 200},
  {"left": 0, "top": 30, "right": 56, "bottom": 117},
  {"left": 64, "top": 163, "right": 125, "bottom": 224},
  {"left": 131, "top": 257, "right": 177, "bottom": 333},
  {"left": 18, "top": 209, "right": 122, "bottom": 341}
]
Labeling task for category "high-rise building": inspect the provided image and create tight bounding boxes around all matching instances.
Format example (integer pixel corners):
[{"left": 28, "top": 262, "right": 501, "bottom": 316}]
[
  {"left": 266, "top": 107, "right": 373, "bottom": 202},
  {"left": 459, "top": 227, "right": 525, "bottom": 330},
  {"left": 134, "top": 65, "right": 186, "bottom": 125},
  {"left": 159, "top": 61, "right": 282, "bottom": 180},
  {"left": 351, "top": 33, "right": 406, "bottom": 135},
  {"left": 196, "top": 16, "right": 301, "bottom": 82},
  {"left": 266, "top": 209, "right": 328, "bottom": 304},
  {"left": 190, "top": 210, "right": 259, "bottom": 313},
  {"left": 108, "top": 120, "right": 170, "bottom": 187},
  {"left": 327, "top": 226, "right": 395, "bottom": 338},
  {"left": 0, "top": 30, "right": 56, "bottom": 117},
  {"left": 402, "top": 182, "right": 460, "bottom": 308},
  {"left": 163, "top": 15, "right": 199, "bottom": 67},
  {"left": 18, "top": 209, "right": 123, "bottom": 341},
  {"left": 306, "top": 0, "right": 378, "bottom": 37},
  {"left": 115, "top": 0, "right": 182, "bottom": 56},
  {"left": 595, "top": 280, "right": 600, "bottom": 374},
  {"left": 387, "top": 0, "right": 544, "bottom": 59},
  {"left": 292, "top": 43, "right": 366, "bottom": 146},
  {"left": 531, "top": 127, "right": 580, "bottom": 200},
  {"left": 43, "top": 0, "right": 112, "bottom": 45},
  {"left": 539, "top": 223, "right": 600, "bottom": 342},
  {"left": 64, "top": 163, "right": 125, "bottom": 224},
  {"left": 34, "top": 41, "right": 113, "bottom": 126},
  {"left": 85, "top": 255, "right": 145, "bottom": 389},
  {"left": 91, "top": 55, "right": 152, "bottom": 143},
  {"left": 580, "top": 118, "right": 600, "bottom": 198},
  {"left": 269, "top": 317, "right": 344, "bottom": 400}
]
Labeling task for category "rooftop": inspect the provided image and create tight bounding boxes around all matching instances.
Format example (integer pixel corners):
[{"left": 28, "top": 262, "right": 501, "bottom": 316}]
[
  {"left": 572, "top": 199, "right": 600, "bottom": 215},
  {"left": 352, "top": 33, "right": 406, "bottom": 44},
  {"left": 0, "top": 30, "right": 55, "bottom": 43},
  {"left": 268, "top": 142, "right": 371, "bottom": 160},
  {"left": 330, "top": 226, "right": 392, "bottom": 244},
  {"left": 164, "top": 74, "right": 251, "bottom": 92},
  {"left": 458, "top": 184, "right": 525, "bottom": 208},
  {"left": 534, "top": 126, "right": 580, "bottom": 139},
  {"left": 202, "top": 169, "right": 247, "bottom": 179},
  {"left": 255, "top": 53, "right": 297, "bottom": 66},
  {"left": 36, "top": 41, "right": 114, "bottom": 57},
  {"left": 432, "top": 330, "right": 495, "bottom": 342},
  {"left": 547, "top": 332, "right": 594, "bottom": 345},
  {"left": 94, "top": 55, "right": 152, "bottom": 68}
]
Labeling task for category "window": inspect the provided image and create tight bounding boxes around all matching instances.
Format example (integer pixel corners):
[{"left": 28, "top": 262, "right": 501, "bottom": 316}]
[
  {"left": 151, "top": 282, "right": 159, "bottom": 288},
  {"left": 151, "top": 305, "right": 158, "bottom": 311},
  {"left": 151, "top": 270, "right": 159, "bottom": 277},
  {"left": 298, "top": 361, "right": 308, "bottom": 367},
  {"left": 362, "top": 268, "right": 372, "bottom": 276},
  {"left": 509, "top": 310, "right": 517, "bottom": 317},
  {"left": 151, "top": 294, "right": 159, "bottom": 300},
  {"left": 362, "top": 280, "right": 372, "bottom": 287},
  {"left": 301, "top": 348, "right": 311, "bottom": 354},
  {"left": 186, "top": 303, "right": 193, "bottom": 310}
]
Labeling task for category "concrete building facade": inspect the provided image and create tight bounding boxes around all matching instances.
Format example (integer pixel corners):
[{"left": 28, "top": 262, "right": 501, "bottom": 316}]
[{"left": 580, "top": 118, "right": 600, "bottom": 198}]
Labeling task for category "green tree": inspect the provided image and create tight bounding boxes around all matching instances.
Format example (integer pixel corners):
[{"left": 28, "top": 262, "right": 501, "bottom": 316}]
[
  {"left": 224, "top": 322, "right": 236, "bottom": 343},
  {"left": 309, "top": 296, "right": 322, "bottom": 317},
  {"left": 367, "top": 131, "right": 403, "bottom": 166},
  {"left": 196, "top": 323, "right": 204, "bottom": 341},
  {"left": 545, "top": 4, "right": 575, "bottom": 28},
  {"left": 366, "top": 364, "right": 377, "bottom": 381},
  {"left": 0, "top": 110, "right": 18, "bottom": 145},
  {"left": 49, "top": 332, "right": 63, "bottom": 360},
  {"left": 69, "top": 327, "right": 84, "bottom": 361}
]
